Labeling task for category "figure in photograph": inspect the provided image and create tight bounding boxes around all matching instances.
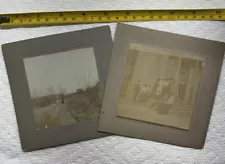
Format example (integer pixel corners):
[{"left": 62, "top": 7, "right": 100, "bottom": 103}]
[
  {"left": 178, "top": 80, "right": 187, "bottom": 103},
  {"left": 133, "top": 80, "right": 141, "bottom": 103},
  {"left": 138, "top": 84, "right": 151, "bottom": 103}
]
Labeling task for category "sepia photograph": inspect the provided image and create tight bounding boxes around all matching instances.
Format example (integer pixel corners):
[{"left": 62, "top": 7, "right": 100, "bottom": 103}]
[
  {"left": 23, "top": 48, "right": 101, "bottom": 130},
  {"left": 116, "top": 43, "right": 204, "bottom": 130}
]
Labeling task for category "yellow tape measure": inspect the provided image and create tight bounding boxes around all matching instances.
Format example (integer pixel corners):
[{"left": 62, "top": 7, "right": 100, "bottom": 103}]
[{"left": 0, "top": 9, "right": 225, "bottom": 27}]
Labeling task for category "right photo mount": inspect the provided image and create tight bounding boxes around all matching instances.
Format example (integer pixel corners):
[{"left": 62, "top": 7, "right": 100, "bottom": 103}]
[{"left": 98, "top": 23, "right": 225, "bottom": 148}]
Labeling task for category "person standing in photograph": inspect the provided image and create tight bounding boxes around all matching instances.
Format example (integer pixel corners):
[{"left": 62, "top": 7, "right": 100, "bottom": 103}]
[
  {"left": 133, "top": 80, "right": 141, "bottom": 103},
  {"left": 165, "top": 78, "right": 175, "bottom": 100},
  {"left": 150, "top": 78, "right": 159, "bottom": 98},
  {"left": 178, "top": 80, "right": 186, "bottom": 103},
  {"left": 161, "top": 78, "right": 170, "bottom": 100},
  {"left": 149, "top": 78, "right": 164, "bottom": 109},
  {"left": 156, "top": 78, "right": 164, "bottom": 99},
  {"left": 167, "top": 78, "right": 173, "bottom": 93},
  {"left": 139, "top": 84, "right": 150, "bottom": 102}
]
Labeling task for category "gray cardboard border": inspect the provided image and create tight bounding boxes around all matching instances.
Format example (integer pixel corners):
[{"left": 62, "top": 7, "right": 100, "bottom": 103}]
[
  {"left": 2, "top": 26, "right": 112, "bottom": 151},
  {"left": 98, "top": 23, "right": 225, "bottom": 149}
]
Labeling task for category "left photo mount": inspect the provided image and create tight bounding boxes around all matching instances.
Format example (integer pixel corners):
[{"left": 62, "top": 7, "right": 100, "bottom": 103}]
[{"left": 2, "top": 26, "right": 112, "bottom": 151}]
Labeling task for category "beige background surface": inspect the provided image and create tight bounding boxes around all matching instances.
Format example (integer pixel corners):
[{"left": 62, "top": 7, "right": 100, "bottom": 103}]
[{"left": 1, "top": 0, "right": 225, "bottom": 163}]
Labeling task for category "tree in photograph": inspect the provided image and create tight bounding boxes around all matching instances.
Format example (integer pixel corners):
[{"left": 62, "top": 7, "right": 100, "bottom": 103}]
[
  {"left": 47, "top": 86, "right": 55, "bottom": 95},
  {"left": 58, "top": 84, "right": 66, "bottom": 104}
]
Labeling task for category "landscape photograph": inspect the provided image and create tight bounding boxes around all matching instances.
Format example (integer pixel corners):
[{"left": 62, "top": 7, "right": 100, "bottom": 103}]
[
  {"left": 116, "top": 43, "right": 204, "bottom": 130},
  {"left": 23, "top": 48, "right": 101, "bottom": 130}
]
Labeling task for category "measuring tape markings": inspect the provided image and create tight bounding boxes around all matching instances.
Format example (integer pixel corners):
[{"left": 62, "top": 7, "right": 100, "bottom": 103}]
[{"left": 0, "top": 9, "right": 225, "bottom": 27}]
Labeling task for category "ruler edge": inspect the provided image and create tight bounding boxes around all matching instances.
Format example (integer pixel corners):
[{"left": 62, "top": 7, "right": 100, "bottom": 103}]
[
  {"left": 0, "top": 8, "right": 225, "bottom": 16},
  {"left": 1, "top": 9, "right": 225, "bottom": 27},
  {"left": 1, "top": 8, "right": 225, "bottom": 14}
]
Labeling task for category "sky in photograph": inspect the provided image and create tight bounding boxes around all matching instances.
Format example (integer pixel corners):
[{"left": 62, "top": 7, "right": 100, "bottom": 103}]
[{"left": 23, "top": 47, "right": 99, "bottom": 98}]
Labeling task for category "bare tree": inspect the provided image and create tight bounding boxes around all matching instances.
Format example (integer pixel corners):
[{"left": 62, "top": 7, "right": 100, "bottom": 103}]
[
  {"left": 47, "top": 86, "right": 55, "bottom": 95},
  {"left": 58, "top": 84, "right": 66, "bottom": 104}
]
